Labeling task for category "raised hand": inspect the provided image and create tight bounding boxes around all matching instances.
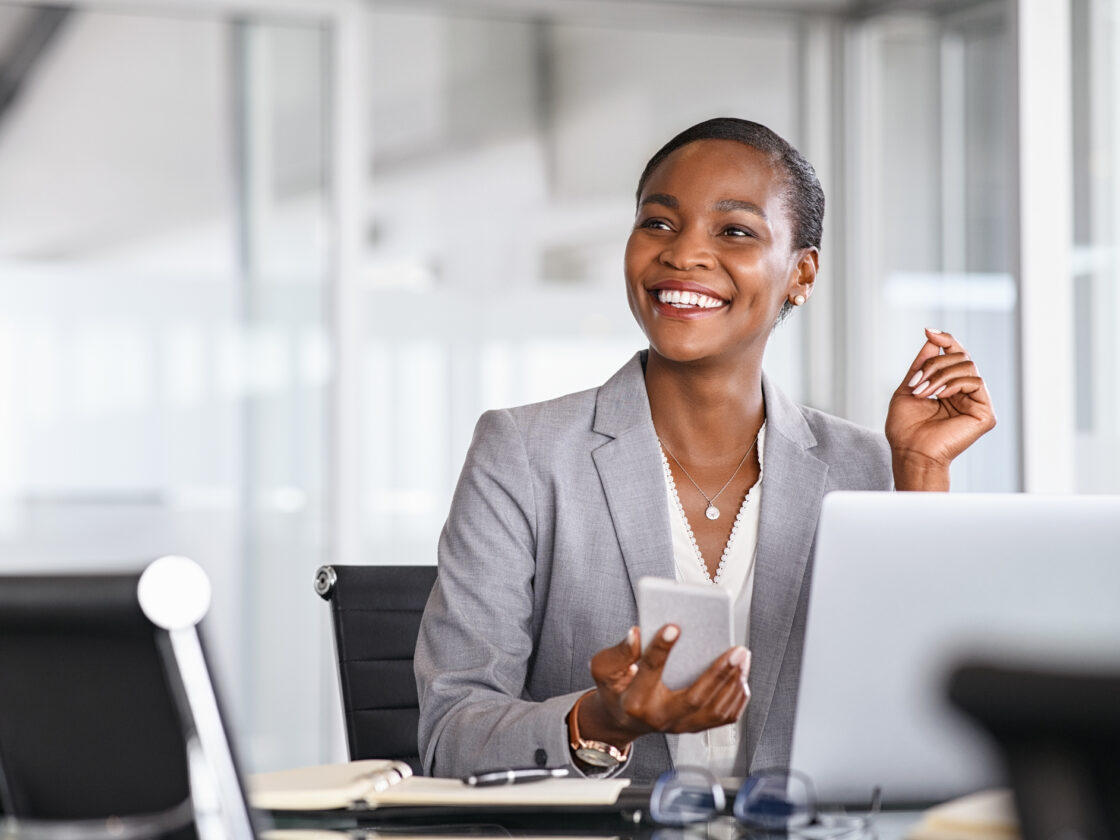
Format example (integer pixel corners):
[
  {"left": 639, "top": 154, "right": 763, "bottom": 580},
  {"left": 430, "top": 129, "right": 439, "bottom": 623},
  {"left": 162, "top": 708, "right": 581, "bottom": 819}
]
[{"left": 885, "top": 328, "right": 997, "bottom": 490}]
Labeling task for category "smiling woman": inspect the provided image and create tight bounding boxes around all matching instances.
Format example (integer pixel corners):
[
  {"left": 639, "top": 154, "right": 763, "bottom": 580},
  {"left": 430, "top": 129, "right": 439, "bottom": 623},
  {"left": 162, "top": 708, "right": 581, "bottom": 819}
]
[
  {"left": 414, "top": 117, "right": 997, "bottom": 783},
  {"left": 625, "top": 139, "right": 815, "bottom": 372}
]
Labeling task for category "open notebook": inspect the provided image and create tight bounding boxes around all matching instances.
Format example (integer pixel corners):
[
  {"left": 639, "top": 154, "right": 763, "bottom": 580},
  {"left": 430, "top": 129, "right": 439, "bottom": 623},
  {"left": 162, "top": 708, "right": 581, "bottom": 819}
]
[{"left": 248, "top": 760, "right": 631, "bottom": 812}]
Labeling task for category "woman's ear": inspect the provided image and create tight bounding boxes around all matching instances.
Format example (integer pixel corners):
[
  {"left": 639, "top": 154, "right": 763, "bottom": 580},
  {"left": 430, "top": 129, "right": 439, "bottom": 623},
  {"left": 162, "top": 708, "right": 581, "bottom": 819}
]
[{"left": 787, "top": 247, "right": 819, "bottom": 304}]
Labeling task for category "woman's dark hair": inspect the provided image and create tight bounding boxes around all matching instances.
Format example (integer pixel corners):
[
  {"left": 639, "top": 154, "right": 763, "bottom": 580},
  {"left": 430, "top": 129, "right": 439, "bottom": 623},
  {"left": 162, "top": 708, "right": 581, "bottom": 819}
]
[{"left": 636, "top": 117, "right": 825, "bottom": 253}]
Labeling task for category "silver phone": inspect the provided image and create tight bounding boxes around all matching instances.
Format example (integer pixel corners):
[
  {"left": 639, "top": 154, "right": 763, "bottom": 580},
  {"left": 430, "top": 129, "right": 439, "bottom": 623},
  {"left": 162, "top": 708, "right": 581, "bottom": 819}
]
[{"left": 636, "top": 576, "right": 735, "bottom": 691}]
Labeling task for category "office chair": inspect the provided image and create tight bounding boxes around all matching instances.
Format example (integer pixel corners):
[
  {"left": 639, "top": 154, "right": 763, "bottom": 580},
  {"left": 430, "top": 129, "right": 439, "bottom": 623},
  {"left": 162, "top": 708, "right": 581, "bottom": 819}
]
[
  {"left": 0, "top": 557, "right": 257, "bottom": 840},
  {"left": 314, "top": 564, "right": 437, "bottom": 773}
]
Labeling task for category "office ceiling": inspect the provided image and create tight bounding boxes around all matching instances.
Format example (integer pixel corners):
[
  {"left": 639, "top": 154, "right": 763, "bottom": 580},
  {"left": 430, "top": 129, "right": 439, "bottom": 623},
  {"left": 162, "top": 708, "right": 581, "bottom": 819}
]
[
  {"left": 0, "top": 0, "right": 999, "bottom": 259},
  {"left": 0, "top": 7, "right": 34, "bottom": 57},
  {"left": 0, "top": 4, "right": 71, "bottom": 126}
]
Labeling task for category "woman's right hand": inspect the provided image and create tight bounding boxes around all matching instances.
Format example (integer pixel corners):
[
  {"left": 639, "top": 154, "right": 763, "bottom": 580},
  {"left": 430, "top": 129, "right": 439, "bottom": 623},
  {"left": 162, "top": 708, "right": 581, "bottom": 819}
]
[{"left": 576, "top": 625, "right": 751, "bottom": 749}]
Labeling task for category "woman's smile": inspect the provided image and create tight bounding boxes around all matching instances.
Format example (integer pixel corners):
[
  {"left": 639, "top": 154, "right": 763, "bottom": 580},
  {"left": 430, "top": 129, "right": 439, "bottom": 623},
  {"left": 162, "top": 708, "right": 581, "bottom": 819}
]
[
  {"left": 655, "top": 289, "right": 724, "bottom": 309},
  {"left": 648, "top": 280, "right": 728, "bottom": 318}
]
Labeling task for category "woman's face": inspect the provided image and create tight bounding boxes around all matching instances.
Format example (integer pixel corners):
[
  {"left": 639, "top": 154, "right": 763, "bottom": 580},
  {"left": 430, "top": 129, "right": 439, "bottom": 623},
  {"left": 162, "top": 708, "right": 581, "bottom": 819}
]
[{"left": 625, "top": 139, "right": 816, "bottom": 368}]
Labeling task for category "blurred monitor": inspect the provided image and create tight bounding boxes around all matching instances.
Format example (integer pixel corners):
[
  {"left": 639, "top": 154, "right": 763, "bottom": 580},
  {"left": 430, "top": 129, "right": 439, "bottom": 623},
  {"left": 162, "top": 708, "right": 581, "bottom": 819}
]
[
  {"left": 0, "top": 557, "right": 257, "bottom": 840},
  {"left": 949, "top": 662, "right": 1120, "bottom": 840},
  {"left": 790, "top": 492, "right": 1120, "bottom": 806}
]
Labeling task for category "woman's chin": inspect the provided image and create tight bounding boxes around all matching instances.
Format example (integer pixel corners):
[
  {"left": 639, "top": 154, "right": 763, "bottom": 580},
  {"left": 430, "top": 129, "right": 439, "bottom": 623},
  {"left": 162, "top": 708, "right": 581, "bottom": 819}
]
[{"left": 648, "top": 343, "right": 724, "bottom": 366}]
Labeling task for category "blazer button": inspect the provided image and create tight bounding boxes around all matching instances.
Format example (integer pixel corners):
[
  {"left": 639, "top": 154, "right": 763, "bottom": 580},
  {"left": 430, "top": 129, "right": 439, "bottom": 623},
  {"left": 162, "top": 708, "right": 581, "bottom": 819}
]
[{"left": 534, "top": 748, "right": 549, "bottom": 767}]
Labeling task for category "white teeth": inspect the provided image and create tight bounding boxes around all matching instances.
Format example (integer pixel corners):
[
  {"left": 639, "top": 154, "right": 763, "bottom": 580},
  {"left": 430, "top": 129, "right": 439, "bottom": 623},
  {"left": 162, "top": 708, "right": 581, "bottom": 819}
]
[{"left": 656, "top": 289, "right": 724, "bottom": 309}]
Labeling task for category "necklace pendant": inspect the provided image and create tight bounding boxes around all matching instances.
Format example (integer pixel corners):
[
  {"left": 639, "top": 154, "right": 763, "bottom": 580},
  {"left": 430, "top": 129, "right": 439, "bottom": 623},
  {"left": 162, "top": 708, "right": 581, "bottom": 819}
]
[{"left": 705, "top": 504, "right": 720, "bottom": 520}]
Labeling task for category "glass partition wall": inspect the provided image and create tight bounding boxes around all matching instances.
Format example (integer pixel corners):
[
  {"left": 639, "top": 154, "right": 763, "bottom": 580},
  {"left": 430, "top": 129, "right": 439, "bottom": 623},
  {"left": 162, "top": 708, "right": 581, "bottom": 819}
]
[
  {"left": 0, "top": 6, "right": 332, "bottom": 769},
  {"left": 843, "top": 1, "right": 1018, "bottom": 491},
  {"left": 1072, "top": 0, "right": 1120, "bottom": 493},
  {"left": 2, "top": 0, "right": 1095, "bottom": 772}
]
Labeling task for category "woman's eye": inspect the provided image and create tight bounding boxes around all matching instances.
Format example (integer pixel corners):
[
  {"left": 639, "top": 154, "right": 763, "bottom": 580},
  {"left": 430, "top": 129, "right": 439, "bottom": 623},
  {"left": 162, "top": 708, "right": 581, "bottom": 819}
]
[
  {"left": 639, "top": 218, "right": 672, "bottom": 231},
  {"left": 722, "top": 226, "right": 754, "bottom": 238}
]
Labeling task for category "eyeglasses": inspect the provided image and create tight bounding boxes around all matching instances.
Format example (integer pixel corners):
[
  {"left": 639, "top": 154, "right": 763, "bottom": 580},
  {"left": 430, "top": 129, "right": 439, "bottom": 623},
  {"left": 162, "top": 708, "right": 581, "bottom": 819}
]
[{"left": 650, "top": 766, "right": 881, "bottom": 838}]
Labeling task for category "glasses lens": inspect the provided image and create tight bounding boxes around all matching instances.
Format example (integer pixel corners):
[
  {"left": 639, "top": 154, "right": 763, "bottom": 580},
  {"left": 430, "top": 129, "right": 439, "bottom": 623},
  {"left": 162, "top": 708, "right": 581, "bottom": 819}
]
[
  {"left": 733, "top": 771, "right": 812, "bottom": 830},
  {"left": 650, "top": 767, "right": 727, "bottom": 826}
]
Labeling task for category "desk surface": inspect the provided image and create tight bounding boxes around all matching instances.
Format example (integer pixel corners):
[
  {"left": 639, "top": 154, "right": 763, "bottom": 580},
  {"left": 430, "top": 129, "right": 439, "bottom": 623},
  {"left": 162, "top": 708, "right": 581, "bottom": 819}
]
[{"left": 264, "top": 808, "right": 924, "bottom": 840}]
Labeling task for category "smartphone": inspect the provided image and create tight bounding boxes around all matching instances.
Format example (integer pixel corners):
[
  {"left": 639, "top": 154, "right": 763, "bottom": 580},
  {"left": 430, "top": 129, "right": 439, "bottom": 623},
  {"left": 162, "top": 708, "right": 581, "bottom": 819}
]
[{"left": 636, "top": 576, "right": 735, "bottom": 691}]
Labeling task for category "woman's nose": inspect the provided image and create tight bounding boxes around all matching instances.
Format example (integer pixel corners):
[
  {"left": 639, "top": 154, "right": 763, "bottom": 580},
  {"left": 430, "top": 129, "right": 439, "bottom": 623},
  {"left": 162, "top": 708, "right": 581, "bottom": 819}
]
[{"left": 659, "top": 227, "right": 715, "bottom": 271}]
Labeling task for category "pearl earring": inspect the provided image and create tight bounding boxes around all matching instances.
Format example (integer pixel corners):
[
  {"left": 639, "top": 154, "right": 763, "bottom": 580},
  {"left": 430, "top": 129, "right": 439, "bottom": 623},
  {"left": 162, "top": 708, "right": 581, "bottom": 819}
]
[{"left": 792, "top": 294, "right": 807, "bottom": 306}]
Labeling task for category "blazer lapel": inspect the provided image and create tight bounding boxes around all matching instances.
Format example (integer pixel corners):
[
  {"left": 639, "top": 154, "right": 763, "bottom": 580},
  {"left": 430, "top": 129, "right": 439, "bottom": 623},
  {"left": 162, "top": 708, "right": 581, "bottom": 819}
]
[
  {"left": 745, "top": 375, "right": 829, "bottom": 765},
  {"left": 591, "top": 352, "right": 675, "bottom": 599},
  {"left": 591, "top": 352, "right": 679, "bottom": 770}
]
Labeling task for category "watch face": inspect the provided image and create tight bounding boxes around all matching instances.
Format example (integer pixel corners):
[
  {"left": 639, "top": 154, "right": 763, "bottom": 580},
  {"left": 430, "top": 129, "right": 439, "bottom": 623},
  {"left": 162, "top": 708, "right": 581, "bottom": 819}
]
[{"left": 575, "top": 745, "right": 621, "bottom": 768}]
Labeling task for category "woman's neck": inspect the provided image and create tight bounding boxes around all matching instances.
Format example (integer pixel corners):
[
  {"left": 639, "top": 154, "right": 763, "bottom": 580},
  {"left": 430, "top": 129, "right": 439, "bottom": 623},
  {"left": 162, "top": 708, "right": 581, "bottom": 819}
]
[{"left": 644, "top": 350, "right": 766, "bottom": 461}]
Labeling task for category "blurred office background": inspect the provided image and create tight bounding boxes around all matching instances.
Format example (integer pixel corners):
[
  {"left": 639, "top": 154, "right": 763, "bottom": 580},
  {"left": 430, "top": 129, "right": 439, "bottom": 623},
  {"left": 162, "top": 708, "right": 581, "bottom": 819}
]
[{"left": 0, "top": 0, "right": 1113, "bottom": 771}]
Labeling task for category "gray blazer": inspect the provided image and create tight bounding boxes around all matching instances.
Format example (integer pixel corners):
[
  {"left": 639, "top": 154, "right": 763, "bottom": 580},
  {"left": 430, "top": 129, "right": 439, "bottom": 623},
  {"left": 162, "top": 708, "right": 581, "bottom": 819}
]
[{"left": 415, "top": 352, "right": 892, "bottom": 781}]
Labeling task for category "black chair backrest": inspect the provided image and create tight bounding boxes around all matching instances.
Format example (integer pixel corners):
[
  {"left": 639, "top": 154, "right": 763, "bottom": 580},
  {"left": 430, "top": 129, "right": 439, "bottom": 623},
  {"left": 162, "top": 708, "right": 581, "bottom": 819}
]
[
  {"left": 0, "top": 572, "right": 194, "bottom": 834},
  {"left": 314, "top": 564, "right": 437, "bottom": 773}
]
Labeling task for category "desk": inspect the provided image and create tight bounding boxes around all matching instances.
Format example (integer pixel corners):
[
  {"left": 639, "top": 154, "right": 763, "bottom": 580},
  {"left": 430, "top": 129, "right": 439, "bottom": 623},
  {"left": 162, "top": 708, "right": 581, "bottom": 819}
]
[{"left": 263, "top": 808, "right": 924, "bottom": 840}]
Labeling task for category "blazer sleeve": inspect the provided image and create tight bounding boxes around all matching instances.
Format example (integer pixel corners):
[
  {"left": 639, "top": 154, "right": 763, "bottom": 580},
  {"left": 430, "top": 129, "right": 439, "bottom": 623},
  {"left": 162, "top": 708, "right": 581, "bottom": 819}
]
[{"left": 414, "top": 408, "right": 585, "bottom": 777}]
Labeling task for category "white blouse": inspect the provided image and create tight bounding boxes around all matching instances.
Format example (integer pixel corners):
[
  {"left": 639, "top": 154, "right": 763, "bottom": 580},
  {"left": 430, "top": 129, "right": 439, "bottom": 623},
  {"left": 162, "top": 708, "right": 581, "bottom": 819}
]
[{"left": 661, "top": 423, "right": 765, "bottom": 778}]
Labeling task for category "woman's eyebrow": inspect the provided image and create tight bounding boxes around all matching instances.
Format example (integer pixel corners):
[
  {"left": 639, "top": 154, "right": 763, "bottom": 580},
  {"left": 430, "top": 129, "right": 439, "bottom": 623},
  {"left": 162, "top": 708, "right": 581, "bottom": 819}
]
[
  {"left": 714, "top": 198, "right": 768, "bottom": 219},
  {"left": 640, "top": 193, "right": 678, "bottom": 209}
]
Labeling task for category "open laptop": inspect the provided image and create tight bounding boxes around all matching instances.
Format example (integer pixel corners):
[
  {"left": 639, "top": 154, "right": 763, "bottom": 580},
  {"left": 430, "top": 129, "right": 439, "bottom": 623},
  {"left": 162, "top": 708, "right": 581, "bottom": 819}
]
[{"left": 789, "top": 492, "right": 1120, "bottom": 806}]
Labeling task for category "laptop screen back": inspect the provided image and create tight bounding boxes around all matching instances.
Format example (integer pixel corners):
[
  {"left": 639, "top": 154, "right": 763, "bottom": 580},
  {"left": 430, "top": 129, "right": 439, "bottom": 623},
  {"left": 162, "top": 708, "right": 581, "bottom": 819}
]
[{"left": 790, "top": 492, "right": 1120, "bottom": 806}]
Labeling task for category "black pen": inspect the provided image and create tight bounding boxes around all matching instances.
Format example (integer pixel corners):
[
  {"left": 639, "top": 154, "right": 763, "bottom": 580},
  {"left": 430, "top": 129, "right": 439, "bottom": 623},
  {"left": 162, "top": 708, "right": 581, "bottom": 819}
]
[{"left": 462, "top": 766, "right": 570, "bottom": 786}]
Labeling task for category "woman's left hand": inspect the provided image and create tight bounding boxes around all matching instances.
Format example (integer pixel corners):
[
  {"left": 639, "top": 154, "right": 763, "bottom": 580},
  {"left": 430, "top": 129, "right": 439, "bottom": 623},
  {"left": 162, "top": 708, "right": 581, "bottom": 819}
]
[{"left": 885, "top": 328, "right": 997, "bottom": 490}]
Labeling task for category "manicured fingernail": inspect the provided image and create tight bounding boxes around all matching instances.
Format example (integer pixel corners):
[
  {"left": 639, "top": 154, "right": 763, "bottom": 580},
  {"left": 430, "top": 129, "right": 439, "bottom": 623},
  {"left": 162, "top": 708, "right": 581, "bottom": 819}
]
[
  {"left": 626, "top": 627, "right": 637, "bottom": 645},
  {"left": 927, "top": 327, "right": 943, "bottom": 334},
  {"left": 930, "top": 385, "right": 946, "bottom": 398},
  {"left": 628, "top": 663, "right": 638, "bottom": 675},
  {"left": 730, "top": 647, "right": 748, "bottom": 666},
  {"left": 912, "top": 381, "right": 929, "bottom": 395},
  {"left": 662, "top": 625, "right": 679, "bottom": 642},
  {"left": 907, "top": 371, "right": 923, "bottom": 388}
]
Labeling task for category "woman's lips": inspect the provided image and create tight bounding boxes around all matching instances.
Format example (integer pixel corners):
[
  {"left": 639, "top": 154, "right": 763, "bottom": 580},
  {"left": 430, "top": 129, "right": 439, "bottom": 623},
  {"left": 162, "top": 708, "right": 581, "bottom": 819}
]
[
  {"left": 648, "top": 287, "right": 727, "bottom": 318},
  {"left": 653, "top": 288, "right": 725, "bottom": 309}
]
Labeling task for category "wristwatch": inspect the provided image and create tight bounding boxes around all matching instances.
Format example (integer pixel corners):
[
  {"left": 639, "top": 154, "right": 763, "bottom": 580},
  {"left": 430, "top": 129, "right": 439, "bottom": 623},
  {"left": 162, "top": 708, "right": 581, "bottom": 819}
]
[{"left": 568, "top": 691, "right": 630, "bottom": 769}]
